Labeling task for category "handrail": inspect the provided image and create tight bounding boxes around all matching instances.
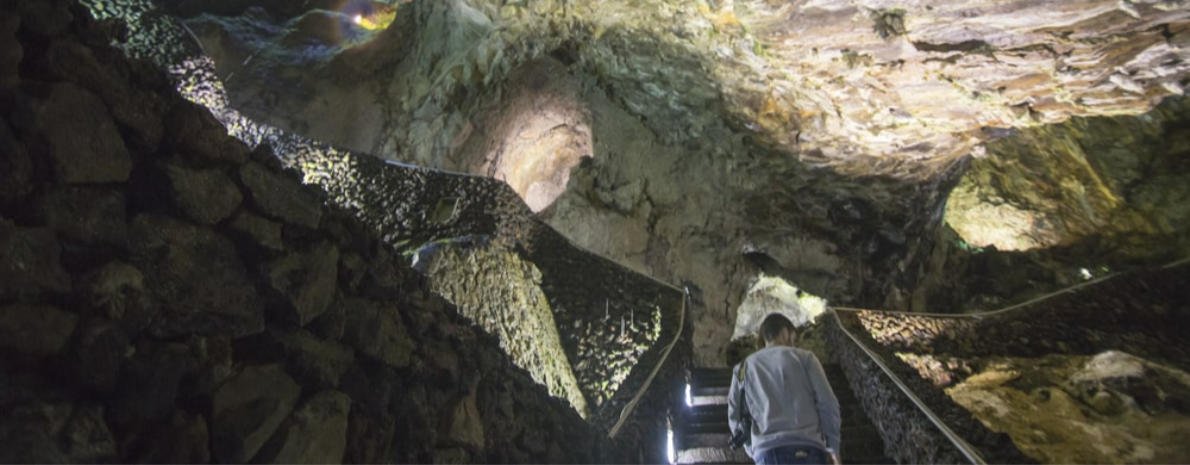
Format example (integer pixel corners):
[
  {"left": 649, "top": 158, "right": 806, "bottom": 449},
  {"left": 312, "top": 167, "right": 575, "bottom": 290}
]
[
  {"left": 608, "top": 291, "right": 687, "bottom": 439},
  {"left": 831, "top": 311, "right": 987, "bottom": 465}
]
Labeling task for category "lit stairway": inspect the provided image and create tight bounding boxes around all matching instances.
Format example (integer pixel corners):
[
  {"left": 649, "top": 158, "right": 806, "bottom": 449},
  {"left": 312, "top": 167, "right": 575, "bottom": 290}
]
[{"left": 674, "top": 366, "right": 895, "bottom": 464}]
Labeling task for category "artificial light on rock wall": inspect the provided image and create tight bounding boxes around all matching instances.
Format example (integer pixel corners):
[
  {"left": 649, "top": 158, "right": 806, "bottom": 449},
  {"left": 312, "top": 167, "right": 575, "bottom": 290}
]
[
  {"left": 489, "top": 100, "right": 593, "bottom": 212},
  {"left": 731, "top": 275, "right": 828, "bottom": 341}
]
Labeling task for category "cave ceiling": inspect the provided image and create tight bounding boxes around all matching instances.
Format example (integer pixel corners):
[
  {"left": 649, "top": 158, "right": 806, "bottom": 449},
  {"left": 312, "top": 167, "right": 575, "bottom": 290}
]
[{"left": 150, "top": 0, "right": 1190, "bottom": 364}]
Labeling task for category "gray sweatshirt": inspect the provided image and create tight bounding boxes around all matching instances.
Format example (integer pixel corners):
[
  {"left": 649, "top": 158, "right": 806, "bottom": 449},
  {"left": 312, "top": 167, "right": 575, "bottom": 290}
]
[{"left": 727, "top": 346, "right": 841, "bottom": 458}]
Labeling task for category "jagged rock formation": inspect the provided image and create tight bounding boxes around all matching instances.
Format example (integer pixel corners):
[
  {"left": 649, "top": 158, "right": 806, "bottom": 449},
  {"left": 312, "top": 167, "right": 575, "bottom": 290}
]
[
  {"left": 0, "top": 3, "right": 634, "bottom": 462},
  {"left": 159, "top": 0, "right": 1190, "bottom": 367}
]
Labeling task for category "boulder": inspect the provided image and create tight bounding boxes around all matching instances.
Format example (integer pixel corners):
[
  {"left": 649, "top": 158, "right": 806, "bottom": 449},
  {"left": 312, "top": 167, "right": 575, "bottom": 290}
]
[
  {"left": 267, "top": 328, "right": 355, "bottom": 388},
  {"left": 261, "top": 241, "right": 339, "bottom": 326},
  {"left": 31, "top": 82, "right": 132, "bottom": 184},
  {"left": 0, "top": 14, "right": 20, "bottom": 89},
  {"left": 69, "top": 320, "right": 128, "bottom": 394},
  {"left": 76, "top": 261, "right": 153, "bottom": 334},
  {"left": 128, "top": 214, "right": 263, "bottom": 338},
  {"left": 342, "top": 298, "right": 414, "bottom": 368},
  {"left": 59, "top": 404, "right": 117, "bottom": 463},
  {"left": 0, "top": 121, "right": 32, "bottom": 206},
  {"left": 164, "top": 164, "right": 243, "bottom": 225},
  {"left": 228, "top": 209, "right": 285, "bottom": 251},
  {"left": 344, "top": 410, "right": 396, "bottom": 464},
  {"left": 0, "top": 303, "right": 78, "bottom": 359},
  {"left": 211, "top": 364, "right": 301, "bottom": 463},
  {"left": 131, "top": 409, "right": 210, "bottom": 464},
  {"left": 0, "top": 221, "right": 71, "bottom": 298},
  {"left": 41, "top": 39, "right": 165, "bottom": 153},
  {"left": 165, "top": 101, "right": 250, "bottom": 165},
  {"left": 257, "top": 389, "right": 352, "bottom": 464},
  {"left": 238, "top": 162, "right": 323, "bottom": 229},
  {"left": 35, "top": 187, "right": 128, "bottom": 245},
  {"left": 105, "top": 342, "right": 190, "bottom": 430},
  {"left": 14, "top": 0, "right": 71, "bottom": 39},
  {"left": 440, "top": 391, "right": 485, "bottom": 454},
  {"left": 0, "top": 402, "right": 73, "bottom": 463}
]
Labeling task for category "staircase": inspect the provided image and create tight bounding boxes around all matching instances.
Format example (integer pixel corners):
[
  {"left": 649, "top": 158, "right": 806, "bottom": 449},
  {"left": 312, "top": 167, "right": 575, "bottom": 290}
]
[{"left": 674, "top": 366, "right": 895, "bottom": 464}]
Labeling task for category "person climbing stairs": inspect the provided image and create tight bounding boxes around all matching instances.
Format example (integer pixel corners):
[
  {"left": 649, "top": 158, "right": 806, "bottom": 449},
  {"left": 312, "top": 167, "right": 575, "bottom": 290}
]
[{"left": 673, "top": 366, "right": 895, "bottom": 464}]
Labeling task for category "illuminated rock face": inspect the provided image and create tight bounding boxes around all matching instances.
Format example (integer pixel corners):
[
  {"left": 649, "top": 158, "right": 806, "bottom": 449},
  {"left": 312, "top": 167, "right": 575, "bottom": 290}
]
[{"left": 162, "top": 0, "right": 1190, "bottom": 365}]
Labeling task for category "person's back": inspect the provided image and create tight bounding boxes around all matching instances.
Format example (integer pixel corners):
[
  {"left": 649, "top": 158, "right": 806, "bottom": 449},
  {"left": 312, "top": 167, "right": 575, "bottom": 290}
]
[{"left": 728, "top": 314, "right": 841, "bottom": 465}]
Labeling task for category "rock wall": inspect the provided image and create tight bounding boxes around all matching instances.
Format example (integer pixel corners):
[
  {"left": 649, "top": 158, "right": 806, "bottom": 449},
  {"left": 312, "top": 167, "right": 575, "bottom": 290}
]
[
  {"left": 832, "top": 262, "right": 1190, "bottom": 464},
  {"left": 0, "top": 2, "right": 666, "bottom": 462},
  {"left": 418, "top": 239, "right": 589, "bottom": 417}
]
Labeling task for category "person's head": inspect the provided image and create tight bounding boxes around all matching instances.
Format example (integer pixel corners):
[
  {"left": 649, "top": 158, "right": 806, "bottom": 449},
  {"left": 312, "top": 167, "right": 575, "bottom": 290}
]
[{"left": 759, "top": 313, "right": 796, "bottom": 347}]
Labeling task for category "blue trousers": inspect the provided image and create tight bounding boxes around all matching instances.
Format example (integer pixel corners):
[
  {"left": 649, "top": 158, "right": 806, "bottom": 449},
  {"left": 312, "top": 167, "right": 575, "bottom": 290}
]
[{"left": 754, "top": 445, "right": 830, "bottom": 465}]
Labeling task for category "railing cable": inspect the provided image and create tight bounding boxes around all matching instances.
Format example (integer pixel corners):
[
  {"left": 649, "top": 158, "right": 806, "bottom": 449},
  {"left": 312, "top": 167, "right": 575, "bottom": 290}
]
[{"left": 832, "top": 311, "right": 987, "bottom": 465}]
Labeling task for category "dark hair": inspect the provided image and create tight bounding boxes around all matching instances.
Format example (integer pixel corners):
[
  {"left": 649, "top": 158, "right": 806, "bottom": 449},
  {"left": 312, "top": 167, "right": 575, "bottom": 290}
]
[{"left": 759, "top": 313, "right": 795, "bottom": 343}]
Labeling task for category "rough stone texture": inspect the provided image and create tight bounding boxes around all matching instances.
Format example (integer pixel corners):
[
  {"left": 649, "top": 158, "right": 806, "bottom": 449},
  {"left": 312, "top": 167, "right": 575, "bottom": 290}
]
[
  {"left": 31, "top": 82, "right": 132, "bottom": 184},
  {"left": 948, "top": 97, "right": 1190, "bottom": 256},
  {"left": 0, "top": 116, "right": 33, "bottom": 207},
  {"left": 0, "top": 2, "right": 691, "bottom": 463},
  {"left": 257, "top": 389, "right": 351, "bottom": 464},
  {"left": 835, "top": 262, "right": 1190, "bottom": 464},
  {"left": 164, "top": 164, "right": 243, "bottom": 225},
  {"left": 228, "top": 209, "right": 285, "bottom": 251},
  {"left": 211, "top": 364, "right": 301, "bottom": 464},
  {"left": 421, "top": 240, "right": 588, "bottom": 417},
  {"left": 949, "top": 352, "right": 1190, "bottom": 464},
  {"left": 341, "top": 298, "right": 414, "bottom": 368},
  {"left": 261, "top": 241, "right": 339, "bottom": 327},
  {"left": 239, "top": 161, "right": 323, "bottom": 229},
  {"left": 76, "top": 261, "right": 153, "bottom": 334},
  {"left": 0, "top": 14, "right": 20, "bottom": 89},
  {"left": 172, "top": 0, "right": 1190, "bottom": 373},
  {"left": 264, "top": 328, "right": 355, "bottom": 389},
  {"left": 129, "top": 214, "right": 264, "bottom": 338},
  {"left": 131, "top": 409, "right": 211, "bottom": 464},
  {"left": 0, "top": 223, "right": 72, "bottom": 299},
  {"left": 35, "top": 187, "right": 128, "bottom": 245},
  {"left": 440, "top": 391, "right": 484, "bottom": 454},
  {"left": 0, "top": 304, "right": 78, "bottom": 359},
  {"left": 166, "top": 101, "right": 250, "bottom": 165}
]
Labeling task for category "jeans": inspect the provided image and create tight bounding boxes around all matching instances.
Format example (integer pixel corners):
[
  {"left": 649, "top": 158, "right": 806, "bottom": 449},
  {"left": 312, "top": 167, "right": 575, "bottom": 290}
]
[{"left": 754, "top": 445, "right": 829, "bottom": 465}]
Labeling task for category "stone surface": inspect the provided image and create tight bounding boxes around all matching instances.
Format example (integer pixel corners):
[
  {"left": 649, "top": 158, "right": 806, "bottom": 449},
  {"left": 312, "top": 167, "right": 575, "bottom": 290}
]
[
  {"left": 164, "top": 164, "right": 243, "bottom": 225},
  {"left": 59, "top": 404, "right": 117, "bottom": 463},
  {"left": 0, "top": 121, "right": 32, "bottom": 206},
  {"left": 228, "top": 209, "right": 285, "bottom": 251},
  {"left": 211, "top": 364, "right": 302, "bottom": 464},
  {"left": 131, "top": 409, "right": 211, "bottom": 464},
  {"left": 0, "top": 222, "right": 72, "bottom": 298},
  {"left": 76, "top": 261, "right": 153, "bottom": 334},
  {"left": 0, "top": 14, "right": 20, "bottom": 89},
  {"left": 0, "top": 303, "right": 78, "bottom": 359},
  {"left": 31, "top": 82, "right": 132, "bottom": 184},
  {"left": 129, "top": 214, "right": 263, "bottom": 338},
  {"left": 440, "top": 391, "right": 485, "bottom": 455},
  {"left": 948, "top": 352, "right": 1190, "bottom": 464},
  {"left": 166, "top": 101, "right": 250, "bottom": 164},
  {"left": 239, "top": 162, "right": 323, "bottom": 229},
  {"left": 261, "top": 241, "right": 339, "bottom": 326},
  {"left": 266, "top": 328, "right": 355, "bottom": 388},
  {"left": 35, "top": 187, "right": 128, "bottom": 245},
  {"left": 341, "top": 298, "right": 414, "bottom": 368},
  {"left": 105, "top": 342, "right": 189, "bottom": 430},
  {"left": 421, "top": 240, "right": 588, "bottom": 417},
  {"left": 257, "top": 389, "right": 352, "bottom": 464}
]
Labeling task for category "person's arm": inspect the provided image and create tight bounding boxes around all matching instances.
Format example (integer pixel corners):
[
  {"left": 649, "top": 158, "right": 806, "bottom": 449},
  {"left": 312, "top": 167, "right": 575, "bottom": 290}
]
[
  {"left": 807, "top": 353, "right": 841, "bottom": 454},
  {"left": 727, "top": 363, "right": 742, "bottom": 434}
]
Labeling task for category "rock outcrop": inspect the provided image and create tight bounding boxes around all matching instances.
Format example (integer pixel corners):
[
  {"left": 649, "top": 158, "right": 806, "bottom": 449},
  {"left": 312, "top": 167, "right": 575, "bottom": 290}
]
[{"left": 0, "top": 2, "right": 635, "bottom": 462}]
